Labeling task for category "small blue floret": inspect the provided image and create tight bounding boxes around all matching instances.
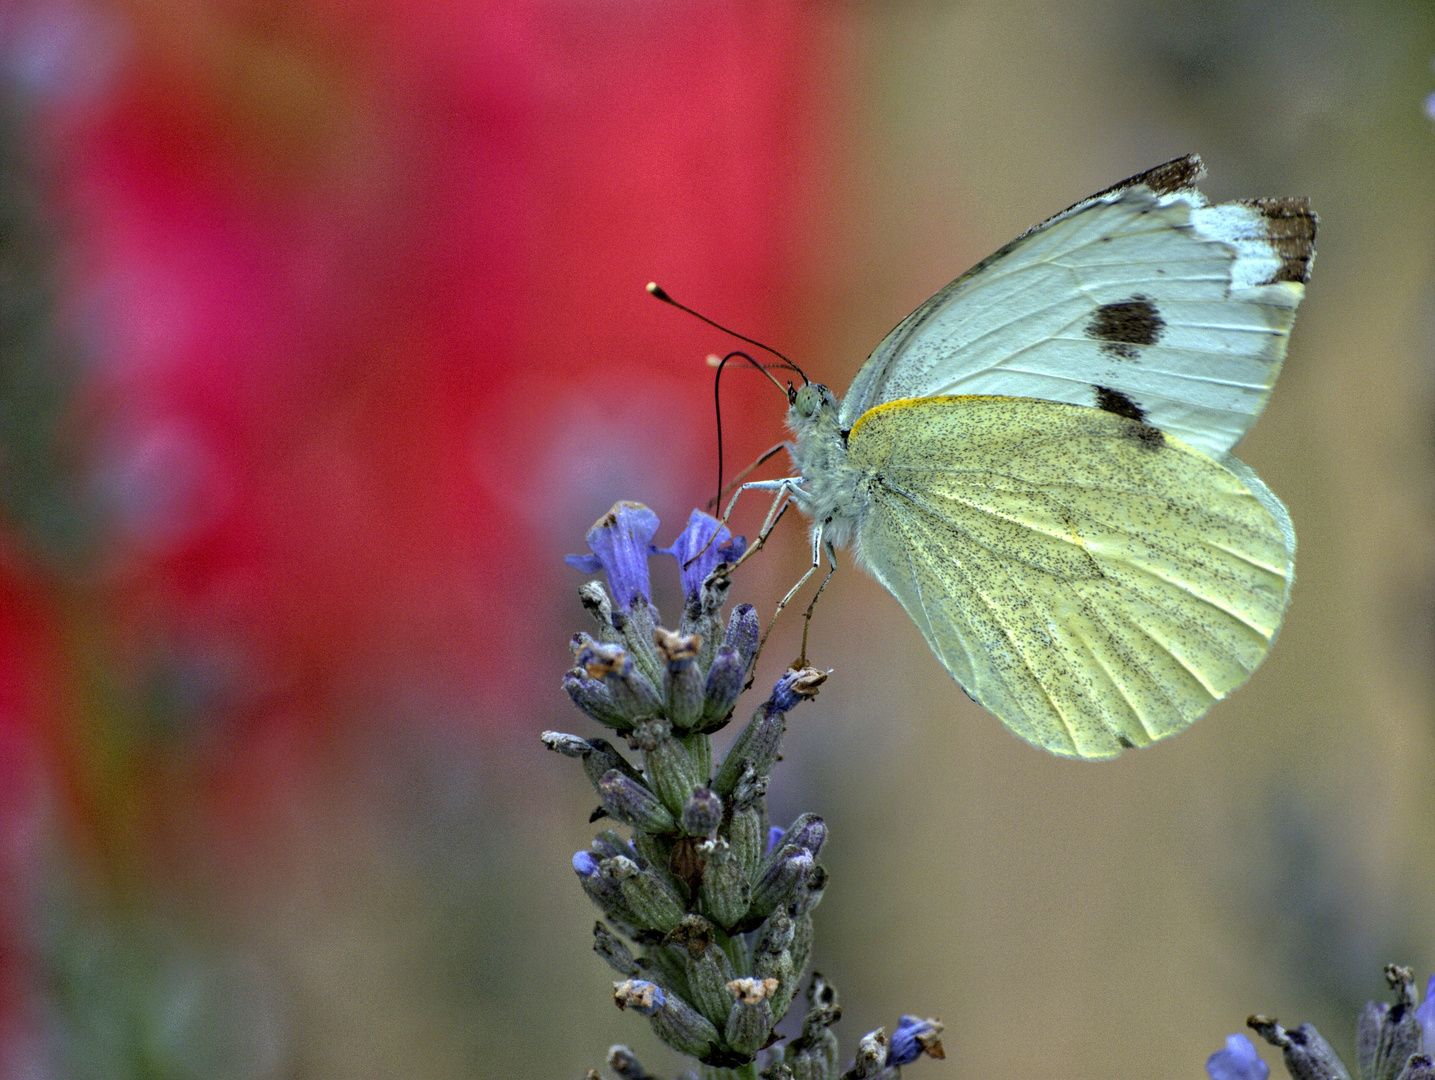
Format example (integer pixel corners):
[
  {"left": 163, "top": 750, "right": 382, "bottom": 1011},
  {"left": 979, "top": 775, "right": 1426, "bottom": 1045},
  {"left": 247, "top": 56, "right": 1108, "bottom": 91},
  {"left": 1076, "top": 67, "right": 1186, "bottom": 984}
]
[
  {"left": 1417, "top": 974, "right": 1435, "bottom": 1052},
  {"left": 889, "top": 1015, "right": 943, "bottom": 1066},
  {"left": 660, "top": 509, "right": 747, "bottom": 601},
  {"left": 566, "top": 502, "right": 662, "bottom": 607},
  {"left": 572, "top": 851, "right": 601, "bottom": 878},
  {"left": 768, "top": 669, "right": 806, "bottom": 714},
  {"left": 1207, "top": 1033, "right": 1270, "bottom": 1080}
]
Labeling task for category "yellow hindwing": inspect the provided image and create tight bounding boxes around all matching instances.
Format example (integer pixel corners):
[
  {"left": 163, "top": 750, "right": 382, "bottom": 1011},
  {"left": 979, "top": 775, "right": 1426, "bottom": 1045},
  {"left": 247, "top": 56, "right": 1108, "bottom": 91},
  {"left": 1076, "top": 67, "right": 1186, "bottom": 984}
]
[{"left": 847, "top": 396, "right": 1293, "bottom": 759}]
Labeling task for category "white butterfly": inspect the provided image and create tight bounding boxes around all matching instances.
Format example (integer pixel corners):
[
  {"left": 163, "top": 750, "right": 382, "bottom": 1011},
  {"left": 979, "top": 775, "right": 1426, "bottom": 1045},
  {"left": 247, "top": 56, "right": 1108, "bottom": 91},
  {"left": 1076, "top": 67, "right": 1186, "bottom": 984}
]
[{"left": 764, "top": 155, "right": 1313, "bottom": 759}]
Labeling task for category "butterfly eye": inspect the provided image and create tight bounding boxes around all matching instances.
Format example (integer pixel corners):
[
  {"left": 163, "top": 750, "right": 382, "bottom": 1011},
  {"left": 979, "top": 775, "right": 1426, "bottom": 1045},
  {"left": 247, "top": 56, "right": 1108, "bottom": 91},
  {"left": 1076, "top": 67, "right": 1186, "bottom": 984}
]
[{"left": 793, "top": 384, "right": 822, "bottom": 418}]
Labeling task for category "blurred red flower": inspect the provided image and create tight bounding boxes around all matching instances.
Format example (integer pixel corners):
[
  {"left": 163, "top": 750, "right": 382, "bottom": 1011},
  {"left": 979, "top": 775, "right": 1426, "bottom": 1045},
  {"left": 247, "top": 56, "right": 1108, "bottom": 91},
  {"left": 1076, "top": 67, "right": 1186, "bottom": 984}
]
[{"left": 13, "top": 0, "right": 837, "bottom": 742}]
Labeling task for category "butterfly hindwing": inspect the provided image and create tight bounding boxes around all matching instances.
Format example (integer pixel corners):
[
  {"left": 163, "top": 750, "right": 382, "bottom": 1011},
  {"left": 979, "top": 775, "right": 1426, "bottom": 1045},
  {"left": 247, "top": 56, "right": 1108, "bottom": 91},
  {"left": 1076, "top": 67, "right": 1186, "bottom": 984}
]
[
  {"left": 845, "top": 395, "right": 1294, "bottom": 759},
  {"left": 837, "top": 156, "right": 1316, "bottom": 459}
]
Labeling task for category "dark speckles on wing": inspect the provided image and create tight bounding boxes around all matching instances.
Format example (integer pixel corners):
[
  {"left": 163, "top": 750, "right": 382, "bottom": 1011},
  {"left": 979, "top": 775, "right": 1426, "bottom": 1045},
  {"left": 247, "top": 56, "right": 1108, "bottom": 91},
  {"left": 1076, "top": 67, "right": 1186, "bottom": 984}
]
[
  {"left": 1241, "top": 197, "right": 1317, "bottom": 284},
  {"left": 1085, "top": 295, "right": 1165, "bottom": 360}
]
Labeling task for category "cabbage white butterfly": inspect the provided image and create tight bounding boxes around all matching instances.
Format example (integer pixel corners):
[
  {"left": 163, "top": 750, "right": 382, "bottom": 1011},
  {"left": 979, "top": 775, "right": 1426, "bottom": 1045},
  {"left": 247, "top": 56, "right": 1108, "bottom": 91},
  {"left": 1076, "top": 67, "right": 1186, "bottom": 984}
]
[{"left": 761, "top": 156, "right": 1313, "bottom": 759}]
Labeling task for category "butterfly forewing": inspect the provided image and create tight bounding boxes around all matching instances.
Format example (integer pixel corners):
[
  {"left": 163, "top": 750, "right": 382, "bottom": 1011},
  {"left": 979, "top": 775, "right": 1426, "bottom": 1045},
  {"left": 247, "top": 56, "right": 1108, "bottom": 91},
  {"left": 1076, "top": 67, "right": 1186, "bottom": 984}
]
[
  {"left": 838, "top": 156, "right": 1315, "bottom": 459},
  {"left": 845, "top": 396, "right": 1294, "bottom": 759}
]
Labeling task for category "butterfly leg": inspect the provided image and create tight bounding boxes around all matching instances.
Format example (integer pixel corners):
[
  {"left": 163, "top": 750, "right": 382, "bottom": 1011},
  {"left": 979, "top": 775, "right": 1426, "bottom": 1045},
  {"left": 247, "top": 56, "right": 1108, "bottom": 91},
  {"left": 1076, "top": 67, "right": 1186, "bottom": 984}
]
[
  {"left": 797, "top": 538, "right": 838, "bottom": 668},
  {"left": 707, "top": 441, "right": 795, "bottom": 512},
  {"left": 753, "top": 520, "right": 834, "bottom": 669},
  {"left": 713, "top": 478, "right": 805, "bottom": 575}
]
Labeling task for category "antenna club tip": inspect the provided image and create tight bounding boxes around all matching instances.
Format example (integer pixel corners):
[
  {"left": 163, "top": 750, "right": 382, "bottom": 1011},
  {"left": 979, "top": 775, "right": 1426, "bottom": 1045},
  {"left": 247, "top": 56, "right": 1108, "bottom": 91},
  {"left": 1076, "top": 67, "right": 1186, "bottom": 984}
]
[{"left": 646, "top": 282, "right": 670, "bottom": 301}]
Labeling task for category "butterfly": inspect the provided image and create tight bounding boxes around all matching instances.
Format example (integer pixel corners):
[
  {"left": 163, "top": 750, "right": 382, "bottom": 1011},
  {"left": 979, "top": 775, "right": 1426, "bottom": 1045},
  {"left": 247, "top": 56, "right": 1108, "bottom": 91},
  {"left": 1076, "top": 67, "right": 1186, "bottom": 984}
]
[{"left": 778, "top": 155, "right": 1314, "bottom": 759}]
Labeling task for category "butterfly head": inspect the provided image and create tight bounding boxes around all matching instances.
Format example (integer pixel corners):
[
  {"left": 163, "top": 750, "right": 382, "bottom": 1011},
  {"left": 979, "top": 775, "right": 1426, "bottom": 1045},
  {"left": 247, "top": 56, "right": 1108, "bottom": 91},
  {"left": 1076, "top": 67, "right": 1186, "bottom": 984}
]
[{"left": 789, "top": 382, "right": 836, "bottom": 421}]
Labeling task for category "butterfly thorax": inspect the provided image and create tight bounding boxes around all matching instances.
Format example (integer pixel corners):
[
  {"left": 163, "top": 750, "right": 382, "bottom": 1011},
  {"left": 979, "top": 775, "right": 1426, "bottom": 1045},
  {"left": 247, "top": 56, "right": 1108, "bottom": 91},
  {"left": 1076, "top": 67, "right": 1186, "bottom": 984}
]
[{"left": 786, "top": 383, "right": 867, "bottom": 551}]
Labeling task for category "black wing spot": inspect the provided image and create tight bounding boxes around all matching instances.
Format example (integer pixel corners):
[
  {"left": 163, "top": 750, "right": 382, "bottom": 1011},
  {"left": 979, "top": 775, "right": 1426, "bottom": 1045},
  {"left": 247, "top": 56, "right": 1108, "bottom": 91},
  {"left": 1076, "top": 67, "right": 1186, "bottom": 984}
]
[
  {"left": 1095, "top": 385, "right": 1165, "bottom": 450},
  {"left": 1085, "top": 295, "right": 1165, "bottom": 360},
  {"left": 1095, "top": 385, "right": 1146, "bottom": 421}
]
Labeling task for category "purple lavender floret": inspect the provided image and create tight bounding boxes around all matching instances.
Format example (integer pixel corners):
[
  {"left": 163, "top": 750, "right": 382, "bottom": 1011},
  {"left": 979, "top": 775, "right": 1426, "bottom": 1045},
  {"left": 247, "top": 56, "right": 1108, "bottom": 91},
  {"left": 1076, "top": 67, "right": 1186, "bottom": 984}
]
[
  {"left": 888, "top": 1014, "right": 945, "bottom": 1066},
  {"left": 659, "top": 509, "right": 747, "bottom": 601},
  {"left": 566, "top": 501, "right": 662, "bottom": 607},
  {"left": 1417, "top": 974, "right": 1435, "bottom": 1052},
  {"left": 573, "top": 851, "right": 601, "bottom": 878},
  {"left": 1207, "top": 1034, "right": 1270, "bottom": 1080}
]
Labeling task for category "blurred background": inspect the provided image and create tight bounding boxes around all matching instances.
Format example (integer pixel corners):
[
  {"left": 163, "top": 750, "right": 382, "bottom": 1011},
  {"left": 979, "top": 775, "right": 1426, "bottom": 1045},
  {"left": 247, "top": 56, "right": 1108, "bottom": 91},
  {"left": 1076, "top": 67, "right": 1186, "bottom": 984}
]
[{"left": 0, "top": 0, "right": 1431, "bottom": 1077}]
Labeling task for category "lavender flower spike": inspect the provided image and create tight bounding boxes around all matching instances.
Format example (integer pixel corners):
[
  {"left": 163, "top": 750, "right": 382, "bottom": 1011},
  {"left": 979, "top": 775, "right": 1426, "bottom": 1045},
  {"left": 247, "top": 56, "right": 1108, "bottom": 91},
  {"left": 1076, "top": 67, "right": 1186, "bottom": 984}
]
[
  {"left": 660, "top": 509, "right": 747, "bottom": 601},
  {"left": 1208, "top": 1034, "right": 1270, "bottom": 1080},
  {"left": 566, "top": 502, "right": 662, "bottom": 607}
]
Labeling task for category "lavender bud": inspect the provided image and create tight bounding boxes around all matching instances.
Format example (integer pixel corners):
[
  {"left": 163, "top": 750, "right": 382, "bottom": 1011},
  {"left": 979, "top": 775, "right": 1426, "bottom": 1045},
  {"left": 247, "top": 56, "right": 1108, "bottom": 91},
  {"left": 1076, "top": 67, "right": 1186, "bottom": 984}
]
[
  {"left": 723, "top": 603, "right": 760, "bottom": 673},
  {"left": 578, "top": 580, "right": 619, "bottom": 636},
  {"left": 772, "top": 813, "right": 827, "bottom": 858},
  {"left": 613, "top": 978, "right": 666, "bottom": 1016},
  {"left": 750, "top": 846, "right": 814, "bottom": 919},
  {"left": 1249, "top": 1017, "right": 1354, "bottom": 1080},
  {"left": 593, "top": 922, "right": 639, "bottom": 977},
  {"left": 753, "top": 912, "right": 795, "bottom": 1016},
  {"left": 617, "top": 598, "right": 666, "bottom": 690},
  {"left": 584, "top": 737, "right": 643, "bottom": 788},
  {"left": 599, "top": 770, "right": 676, "bottom": 834},
  {"left": 631, "top": 830, "right": 672, "bottom": 871},
  {"left": 757, "top": 910, "right": 795, "bottom": 955},
  {"left": 787, "top": 915, "right": 814, "bottom": 1006},
  {"left": 615, "top": 968, "right": 718, "bottom": 1060},
  {"left": 632, "top": 720, "right": 702, "bottom": 817},
  {"left": 541, "top": 731, "right": 592, "bottom": 757},
  {"left": 793, "top": 1031, "right": 838, "bottom": 1080},
  {"left": 728, "top": 805, "right": 765, "bottom": 883},
  {"left": 796, "top": 863, "right": 828, "bottom": 915},
  {"left": 606, "top": 1045, "right": 655, "bottom": 1080},
  {"left": 697, "top": 838, "right": 750, "bottom": 930},
  {"left": 574, "top": 854, "right": 640, "bottom": 934},
  {"left": 713, "top": 705, "right": 786, "bottom": 799},
  {"left": 579, "top": 639, "right": 665, "bottom": 721},
  {"left": 754, "top": 818, "right": 822, "bottom": 892},
  {"left": 656, "top": 628, "right": 705, "bottom": 730},
  {"left": 592, "top": 830, "right": 636, "bottom": 862},
  {"left": 564, "top": 669, "right": 631, "bottom": 730},
  {"left": 681, "top": 787, "right": 724, "bottom": 837},
  {"left": 1358, "top": 966, "right": 1421, "bottom": 1080},
  {"left": 670, "top": 915, "right": 737, "bottom": 1029},
  {"left": 789, "top": 974, "right": 841, "bottom": 1080},
  {"left": 651, "top": 989, "right": 722, "bottom": 1060},
  {"left": 725, "top": 978, "right": 778, "bottom": 1055},
  {"left": 701, "top": 645, "right": 745, "bottom": 728},
  {"left": 613, "top": 859, "right": 686, "bottom": 934},
  {"left": 848, "top": 1028, "right": 890, "bottom": 1079},
  {"left": 543, "top": 731, "right": 645, "bottom": 794}
]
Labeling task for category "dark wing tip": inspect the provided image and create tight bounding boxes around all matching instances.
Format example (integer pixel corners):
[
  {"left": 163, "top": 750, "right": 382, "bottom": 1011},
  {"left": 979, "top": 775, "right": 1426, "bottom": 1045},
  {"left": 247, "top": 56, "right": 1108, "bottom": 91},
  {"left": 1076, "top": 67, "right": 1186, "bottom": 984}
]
[
  {"left": 1093, "top": 154, "right": 1206, "bottom": 200},
  {"left": 1240, "top": 197, "right": 1317, "bottom": 284}
]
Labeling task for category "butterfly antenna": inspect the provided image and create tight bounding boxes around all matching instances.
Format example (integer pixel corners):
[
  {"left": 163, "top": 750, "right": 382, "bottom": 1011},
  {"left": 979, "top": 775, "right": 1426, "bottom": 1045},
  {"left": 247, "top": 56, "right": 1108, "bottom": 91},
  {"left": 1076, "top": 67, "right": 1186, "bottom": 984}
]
[
  {"left": 647, "top": 281, "right": 809, "bottom": 510},
  {"left": 710, "top": 351, "right": 780, "bottom": 512},
  {"left": 646, "top": 282, "right": 809, "bottom": 385}
]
